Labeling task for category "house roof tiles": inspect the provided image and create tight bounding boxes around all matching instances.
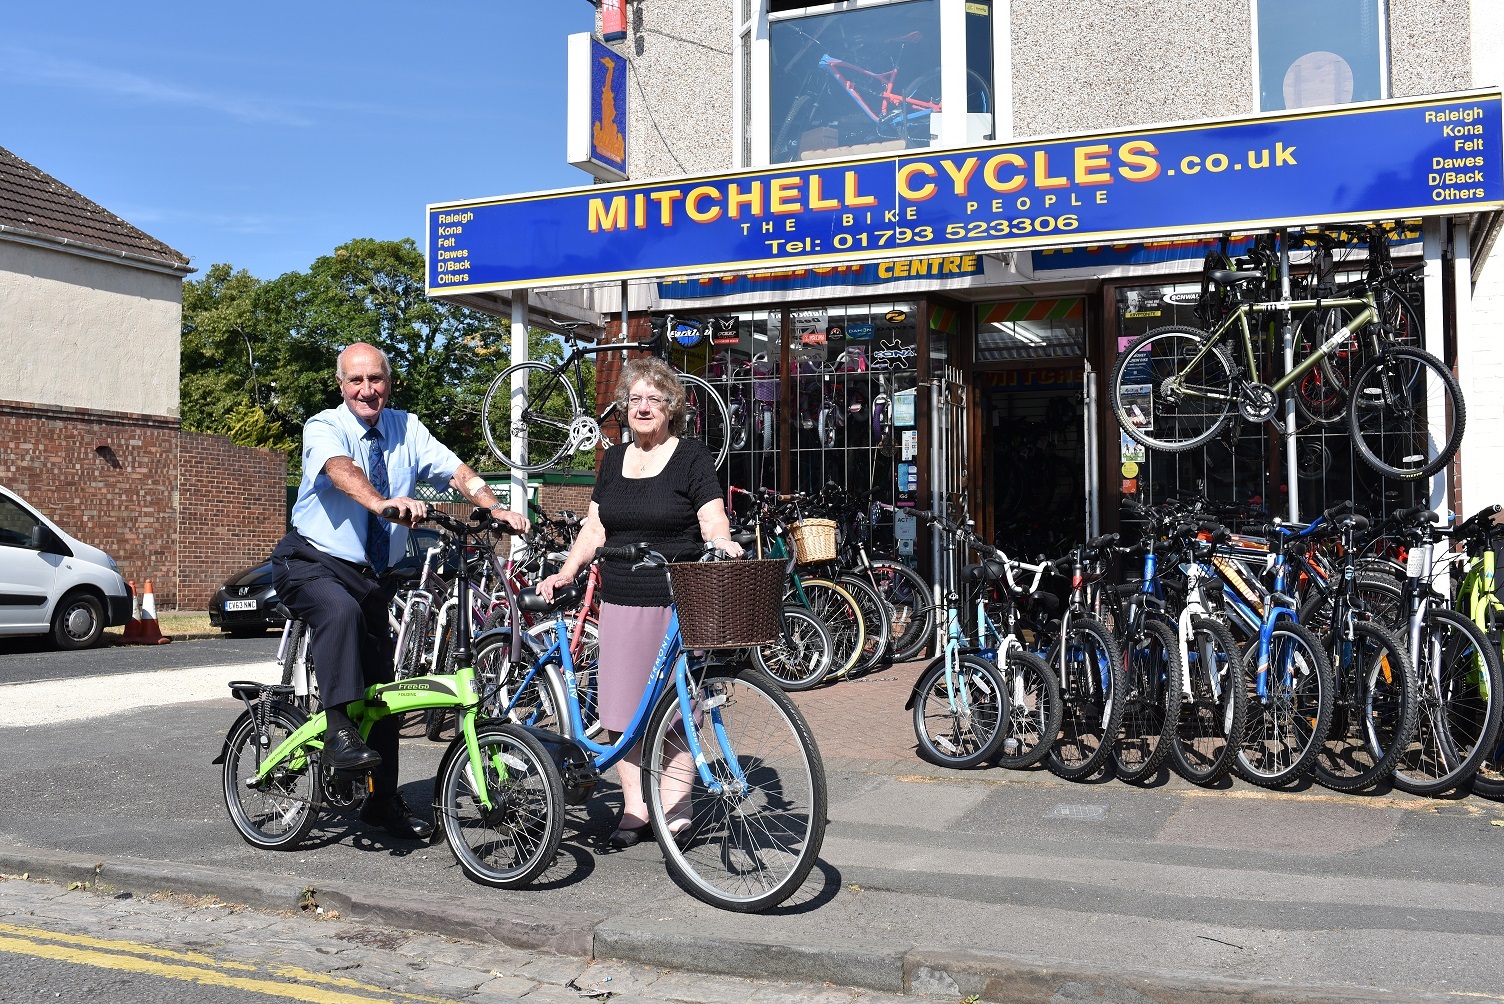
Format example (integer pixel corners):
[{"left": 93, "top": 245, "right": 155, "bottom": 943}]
[{"left": 0, "top": 145, "right": 190, "bottom": 269}]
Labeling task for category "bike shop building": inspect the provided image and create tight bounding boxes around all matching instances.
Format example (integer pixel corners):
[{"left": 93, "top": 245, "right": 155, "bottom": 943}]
[{"left": 427, "top": 0, "right": 1502, "bottom": 565}]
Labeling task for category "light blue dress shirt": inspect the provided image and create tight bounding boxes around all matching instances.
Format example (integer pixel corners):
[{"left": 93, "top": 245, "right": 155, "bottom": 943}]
[{"left": 291, "top": 403, "right": 462, "bottom": 565}]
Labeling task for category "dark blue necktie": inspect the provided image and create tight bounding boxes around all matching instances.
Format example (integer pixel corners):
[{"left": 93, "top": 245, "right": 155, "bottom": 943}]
[{"left": 365, "top": 427, "right": 390, "bottom": 573}]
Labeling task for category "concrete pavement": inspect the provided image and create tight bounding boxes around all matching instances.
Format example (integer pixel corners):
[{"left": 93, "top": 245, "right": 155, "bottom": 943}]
[{"left": 3, "top": 644, "right": 1504, "bottom": 1003}]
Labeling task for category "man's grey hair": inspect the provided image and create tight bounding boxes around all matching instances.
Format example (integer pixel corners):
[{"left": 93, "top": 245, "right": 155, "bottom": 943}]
[{"left": 336, "top": 343, "right": 392, "bottom": 382}]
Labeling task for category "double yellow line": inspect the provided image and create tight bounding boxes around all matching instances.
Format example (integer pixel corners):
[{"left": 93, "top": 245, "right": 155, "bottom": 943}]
[{"left": 0, "top": 920, "right": 456, "bottom": 1004}]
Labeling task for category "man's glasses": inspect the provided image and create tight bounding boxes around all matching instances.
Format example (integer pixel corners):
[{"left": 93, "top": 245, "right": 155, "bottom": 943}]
[{"left": 628, "top": 394, "right": 668, "bottom": 410}]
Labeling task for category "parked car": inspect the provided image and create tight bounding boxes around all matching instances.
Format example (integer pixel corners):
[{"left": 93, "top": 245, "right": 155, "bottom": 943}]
[
  {"left": 210, "top": 527, "right": 445, "bottom": 636},
  {"left": 0, "top": 485, "right": 131, "bottom": 649}
]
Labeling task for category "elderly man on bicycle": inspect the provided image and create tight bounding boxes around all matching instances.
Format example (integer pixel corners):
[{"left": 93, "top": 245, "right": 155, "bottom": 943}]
[{"left": 270, "top": 341, "right": 527, "bottom": 840}]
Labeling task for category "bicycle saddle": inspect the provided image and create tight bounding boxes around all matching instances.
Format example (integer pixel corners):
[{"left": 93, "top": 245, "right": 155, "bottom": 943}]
[
  {"left": 1027, "top": 590, "right": 1061, "bottom": 615},
  {"left": 1207, "top": 269, "right": 1264, "bottom": 287},
  {"left": 961, "top": 560, "right": 1008, "bottom": 584},
  {"left": 515, "top": 584, "right": 584, "bottom": 614}
]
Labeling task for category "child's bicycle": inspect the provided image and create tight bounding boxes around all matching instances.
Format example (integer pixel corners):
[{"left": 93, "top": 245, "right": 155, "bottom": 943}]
[
  {"left": 217, "top": 508, "right": 566, "bottom": 888},
  {"left": 492, "top": 542, "right": 828, "bottom": 912}
]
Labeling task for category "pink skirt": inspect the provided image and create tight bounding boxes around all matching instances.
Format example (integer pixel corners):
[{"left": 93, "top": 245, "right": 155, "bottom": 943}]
[{"left": 596, "top": 602, "right": 674, "bottom": 733}]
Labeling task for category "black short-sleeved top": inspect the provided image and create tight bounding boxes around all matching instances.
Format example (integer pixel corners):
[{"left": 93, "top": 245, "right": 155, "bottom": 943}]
[{"left": 592, "top": 439, "right": 724, "bottom": 606}]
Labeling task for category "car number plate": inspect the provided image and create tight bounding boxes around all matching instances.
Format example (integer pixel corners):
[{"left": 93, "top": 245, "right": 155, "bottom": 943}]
[{"left": 225, "top": 599, "right": 258, "bottom": 612}]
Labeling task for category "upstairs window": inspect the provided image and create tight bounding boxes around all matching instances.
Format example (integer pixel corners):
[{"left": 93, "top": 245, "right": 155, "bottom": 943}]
[{"left": 1255, "top": 0, "right": 1387, "bottom": 112}]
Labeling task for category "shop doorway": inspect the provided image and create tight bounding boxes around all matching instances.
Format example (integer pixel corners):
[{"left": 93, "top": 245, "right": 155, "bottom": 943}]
[{"left": 972, "top": 297, "right": 1089, "bottom": 555}]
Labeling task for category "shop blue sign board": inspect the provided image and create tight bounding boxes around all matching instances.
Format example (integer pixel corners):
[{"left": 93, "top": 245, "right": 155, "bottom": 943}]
[{"left": 428, "top": 89, "right": 1502, "bottom": 294}]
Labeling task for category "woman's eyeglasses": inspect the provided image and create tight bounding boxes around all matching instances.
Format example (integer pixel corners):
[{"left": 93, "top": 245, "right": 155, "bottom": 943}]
[{"left": 628, "top": 394, "right": 668, "bottom": 410}]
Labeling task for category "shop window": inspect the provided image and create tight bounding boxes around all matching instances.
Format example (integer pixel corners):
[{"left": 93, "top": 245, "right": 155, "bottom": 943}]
[
  {"left": 769, "top": 1, "right": 944, "bottom": 164},
  {"left": 1111, "top": 274, "right": 1424, "bottom": 522},
  {"left": 1255, "top": 0, "right": 1386, "bottom": 112},
  {"left": 975, "top": 297, "right": 1085, "bottom": 361}
]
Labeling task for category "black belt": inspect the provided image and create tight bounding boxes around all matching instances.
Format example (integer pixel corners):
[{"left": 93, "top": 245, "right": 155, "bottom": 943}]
[{"left": 293, "top": 532, "right": 378, "bottom": 578}]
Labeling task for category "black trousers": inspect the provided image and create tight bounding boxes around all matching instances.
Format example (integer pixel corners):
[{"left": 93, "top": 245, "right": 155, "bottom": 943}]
[{"left": 269, "top": 532, "right": 400, "bottom": 797}]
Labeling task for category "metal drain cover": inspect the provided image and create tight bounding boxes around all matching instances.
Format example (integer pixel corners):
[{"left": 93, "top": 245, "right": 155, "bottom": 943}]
[{"left": 1045, "top": 803, "right": 1107, "bottom": 821}]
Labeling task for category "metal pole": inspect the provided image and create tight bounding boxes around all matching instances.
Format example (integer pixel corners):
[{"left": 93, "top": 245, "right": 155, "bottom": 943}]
[
  {"left": 1279, "top": 229, "right": 1298, "bottom": 522},
  {"left": 620, "top": 278, "right": 630, "bottom": 344},
  {"left": 1083, "top": 359, "right": 1098, "bottom": 536},
  {"left": 931, "top": 377, "right": 945, "bottom": 655},
  {"left": 510, "top": 289, "right": 530, "bottom": 524}
]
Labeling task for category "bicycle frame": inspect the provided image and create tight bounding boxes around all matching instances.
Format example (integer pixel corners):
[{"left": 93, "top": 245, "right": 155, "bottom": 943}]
[
  {"left": 504, "top": 598, "right": 749, "bottom": 796},
  {"left": 1170, "top": 293, "right": 1380, "bottom": 402},
  {"left": 819, "top": 53, "right": 939, "bottom": 128}
]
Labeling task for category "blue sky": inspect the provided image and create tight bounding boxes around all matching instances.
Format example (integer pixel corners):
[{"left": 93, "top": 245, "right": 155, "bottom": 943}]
[{"left": 1, "top": 2, "right": 596, "bottom": 280}]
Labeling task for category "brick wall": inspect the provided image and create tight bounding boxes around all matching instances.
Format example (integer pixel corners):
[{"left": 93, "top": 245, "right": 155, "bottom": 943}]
[
  {"left": 177, "top": 431, "right": 288, "bottom": 609},
  {"left": 0, "top": 399, "right": 287, "bottom": 609}
]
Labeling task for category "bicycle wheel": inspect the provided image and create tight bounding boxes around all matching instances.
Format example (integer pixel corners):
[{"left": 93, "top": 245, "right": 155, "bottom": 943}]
[
  {"left": 481, "top": 361, "right": 582, "bottom": 473},
  {"left": 869, "top": 559, "right": 936, "bottom": 662},
  {"left": 222, "top": 702, "right": 320, "bottom": 851},
  {"left": 438, "top": 722, "right": 564, "bottom": 888},
  {"left": 1110, "top": 326, "right": 1235, "bottom": 452},
  {"left": 728, "top": 399, "right": 750, "bottom": 451},
  {"left": 1392, "top": 607, "right": 1504, "bottom": 796},
  {"left": 838, "top": 572, "right": 892, "bottom": 674},
  {"left": 992, "top": 649, "right": 1062, "bottom": 770},
  {"left": 1168, "top": 615, "right": 1247, "bottom": 786},
  {"left": 643, "top": 662, "right": 827, "bottom": 912},
  {"left": 1046, "top": 616, "right": 1126, "bottom": 781},
  {"left": 1474, "top": 736, "right": 1504, "bottom": 800},
  {"left": 474, "top": 631, "right": 567, "bottom": 732},
  {"left": 278, "top": 620, "right": 320, "bottom": 714},
  {"left": 817, "top": 405, "right": 839, "bottom": 450},
  {"left": 526, "top": 614, "right": 602, "bottom": 736},
  {"left": 1347, "top": 346, "right": 1465, "bottom": 480},
  {"left": 793, "top": 578, "right": 864, "bottom": 680},
  {"left": 679, "top": 372, "right": 731, "bottom": 470},
  {"left": 392, "top": 600, "right": 435, "bottom": 681},
  {"left": 1312, "top": 620, "right": 1417, "bottom": 793},
  {"left": 1112, "top": 619, "right": 1180, "bottom": 784},
  {"left": 751, "top": 604, "right": 833, "bottom": 691},
  {"left": 1234, "top": 621, "right": 1335, "bottom": 788},
  {"left": 1293, "top": 307, "right": 1361, "bottom": 425},
  {"left": 912, "top": 653, "right": 1010, "bottom": 768}
]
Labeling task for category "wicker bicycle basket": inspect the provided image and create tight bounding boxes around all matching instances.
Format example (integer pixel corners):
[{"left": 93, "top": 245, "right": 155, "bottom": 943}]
[
  {"left": 788, "top": 518, "right": 839, "bottom": 566},
  {"left": 669, "top": 558, "right": 785, "bottom": 649}
]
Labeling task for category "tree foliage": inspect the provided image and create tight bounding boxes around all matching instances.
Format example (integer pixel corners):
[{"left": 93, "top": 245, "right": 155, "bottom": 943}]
[{"left": 180, "top": 238, "right": 560, "bottom": 477}]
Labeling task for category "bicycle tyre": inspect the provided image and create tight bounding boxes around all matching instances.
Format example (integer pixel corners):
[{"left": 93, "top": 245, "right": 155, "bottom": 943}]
[
  {"left": 1046, "top": 616, "right": 1126, "bottom": 781},
  {"left": 751, "top": 604, "right": 834, "bottom": 691},
  {"left": 1347, "top": 346, "right": 1465, "bottom": 480},
  {"left": 1293, "top": 306, "right": 1361, "bottom": 426},
  {"left": 525, "top": 614, "right": 602, "bottom": 736},
  {"left": 1112, "top": 619, "right": 1180, "bottom": 784},
  {"left": 678, "top": 371, "right": 732, "bottom": 470},
  {"left": 1110, "top": 326, "right": 1235, "bottom": 452},
  {"left": 393, "top": 600, "right": 435, "bottom": 681},
  {"left": 1168, "top": 615, "right": 1247, "bottom": 786},
  {"left": 869, "top": 559, "right": 936, "bottom": 662},
  {"left": 728, "top": 399, "right": 749, "bottom": 451},
  {"left": 481, "top": 361, "right": 582, "bottom": 473},
  {"left": 991, "top": 648, "right": 1062, "bottom": 770},
  {"left": 838, "top": 572, "right": 892, "bottom": 674},
  {"left": 222, "top": 702, "right": 320, "bottom": 851},
  {"left": 912, "top": 653, "right": 1011, "bottom": 769},
  {"left": 1473, "top": 730, "right": 1504, "bottom": 800},
  {"left": 438, "top": 722, "right": 564, "bottom": 888},
  {"left": 1311, "top": 620, "right": 1417, "bottom": 793},
  {"left": 1234, "top": 621, "right": 1335, "bottom": 788},
  {"left": 643, "top": 662, "right": 827, "bottom": 912},
  {"left": 1392, "top": 607, "right": 1504, "bottom": 796},
  {"left": 792, "top": 578, "right": 864, "bottom": 680}
]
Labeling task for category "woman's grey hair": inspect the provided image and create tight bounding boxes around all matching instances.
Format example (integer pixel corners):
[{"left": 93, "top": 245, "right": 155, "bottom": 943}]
[{"left": 615, "top": 356, "right": 688, "bottom": 436}]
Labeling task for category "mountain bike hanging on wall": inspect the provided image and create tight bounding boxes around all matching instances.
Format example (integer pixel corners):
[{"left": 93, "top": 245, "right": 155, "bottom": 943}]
[
  {"left": 481, "top": 322, "right": 730, "bottom": 473},
  {"left": 1110, "top": 247, "right": 1463, "bottom": 481}
]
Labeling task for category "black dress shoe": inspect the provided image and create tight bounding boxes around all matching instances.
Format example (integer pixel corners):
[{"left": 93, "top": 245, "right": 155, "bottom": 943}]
[
  {"left": 607, "top": 817, "right": 652, "bottom": 849},
  {"left": 325, "top": 725, "right": 382, "bottom": 775},
  {"left": 359, "top": 795, "right": 434, "bottom": 840}
]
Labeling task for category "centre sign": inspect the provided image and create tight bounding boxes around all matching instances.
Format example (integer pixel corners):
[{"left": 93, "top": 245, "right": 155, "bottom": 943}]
[{"left": 427, "top": 89, "right": 1503, "bottom": 295}]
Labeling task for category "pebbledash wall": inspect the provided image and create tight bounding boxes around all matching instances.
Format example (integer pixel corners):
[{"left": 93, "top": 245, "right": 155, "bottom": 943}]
[{"left": 0, "top": 400, "right": 286, "bottom": 610}]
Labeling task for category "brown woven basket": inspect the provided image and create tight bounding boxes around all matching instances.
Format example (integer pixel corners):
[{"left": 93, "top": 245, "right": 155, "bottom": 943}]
[
  {"left": 669, "top": 558, "right": 785, "bottom": 649},
  {"left": 788, "top": 518, "right": 838, "bottom": 565}
]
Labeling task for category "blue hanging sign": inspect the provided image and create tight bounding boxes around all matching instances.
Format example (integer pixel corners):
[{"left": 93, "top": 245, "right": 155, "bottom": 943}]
[
  {"left": 429, "top": 89, "right": 1502, "bottom": 294},
  {"left": 566, "top": 34, "right": 628, "bottom": 182}
]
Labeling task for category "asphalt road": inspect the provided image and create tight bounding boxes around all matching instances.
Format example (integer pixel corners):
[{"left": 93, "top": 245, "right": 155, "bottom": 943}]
[
  {"left": 5, "top": 643, "right": 1504, "bottom": 1001},
  {"left": 0, "top": 635, "right": 279, "bottom": 686}
]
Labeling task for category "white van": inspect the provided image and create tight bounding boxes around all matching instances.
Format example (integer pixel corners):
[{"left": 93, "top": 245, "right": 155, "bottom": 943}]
[{"left": 0, "top": 485, "right": 131, "bottom": 649}]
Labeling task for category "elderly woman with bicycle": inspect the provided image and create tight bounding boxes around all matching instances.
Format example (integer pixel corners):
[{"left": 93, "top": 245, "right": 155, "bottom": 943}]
[{"left": 538, "top": 356, "right": 742, "bottom": 848}]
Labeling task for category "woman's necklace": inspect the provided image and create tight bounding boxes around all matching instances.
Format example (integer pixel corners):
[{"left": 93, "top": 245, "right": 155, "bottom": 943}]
[{"left": 630, "top": 443, "right": 656, "bottom": 476}]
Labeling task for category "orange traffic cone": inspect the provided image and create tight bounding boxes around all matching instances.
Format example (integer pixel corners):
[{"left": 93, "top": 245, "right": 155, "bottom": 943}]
[
  {"left": 134, "top": 578, "right": 172, "bottom": 645},
  {"left": 121, "top": 580, "right": 144, "bottom": 642}
]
